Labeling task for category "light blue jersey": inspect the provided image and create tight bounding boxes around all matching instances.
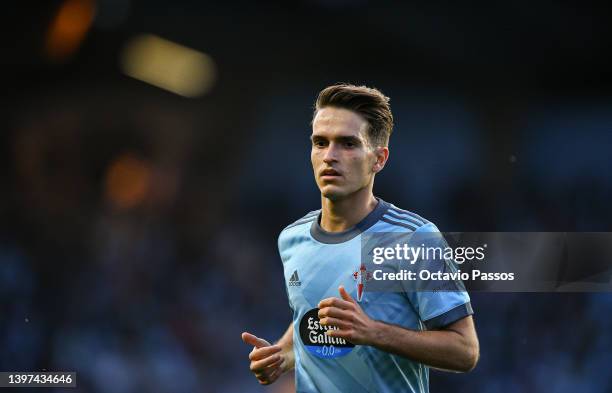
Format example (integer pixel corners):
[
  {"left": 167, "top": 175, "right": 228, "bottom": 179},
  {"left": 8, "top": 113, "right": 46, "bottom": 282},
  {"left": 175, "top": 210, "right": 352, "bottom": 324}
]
[{"left": 278, "top": 198, "right": 473, "bottom": 393}]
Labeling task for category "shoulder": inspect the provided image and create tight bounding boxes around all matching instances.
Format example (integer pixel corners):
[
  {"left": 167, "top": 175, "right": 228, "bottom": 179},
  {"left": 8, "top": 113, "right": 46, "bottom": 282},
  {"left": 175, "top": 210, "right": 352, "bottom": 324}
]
[
  {"left": 378, "top": 203, "right": 450, "bottom": 248},
  {"left": 282, "top": 209, "right": 320, "bottom": 232},
  {"left": 278, "top": 209, "right": 320, "bottom": 244},
  {"left": 382, "top": 203, "right": 431, "bottom": 231},
  {"left": 374, "top": 202, "right": 435, "bottom": 232}
]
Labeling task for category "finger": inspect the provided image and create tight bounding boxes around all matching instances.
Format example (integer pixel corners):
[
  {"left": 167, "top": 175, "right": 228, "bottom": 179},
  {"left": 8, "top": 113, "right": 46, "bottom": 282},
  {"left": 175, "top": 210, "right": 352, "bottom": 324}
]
[
  {"left": 249, "top": 345, "right": 282, "bottom": 361},
  {"left": 242, "top": 332, "right": 271, "bottom": 348},
  {"left": 258, "top": 376, "right": 274, "bottom": 385},
  {"left": 318, "top": 297, "right": 354, "bottom": 310},
  {"left": 265, "top": 357, "right": 283, "bottom": 370},
  {"left": 318, "top": 306, "right": 352, "bottom": 320},
  {"left": 325, "top": 328, "right": 353, "bottom": 340},
  {"left": 254, "top": 357, "right": 283, "bottom": 379},
  {"left": 250, "top": 354, "right": 281, "bottom": 372},
  {"left": 267, "top": 367, "right": 282, "bottom": 382},
  {"left": 339, "top": 285, "right": 356, "bottom": 303},
  {"left": 258, "top": 366, "right": 281, "bottom": 383},
  {"left": 320, "top": 317, "right": 351, "bottom": 330},
  {"left": 256, "top": 373, "right": 271, "bottom": 384},
  {"left": 254, "top": 369, "right": 270, "bottom": 379}
]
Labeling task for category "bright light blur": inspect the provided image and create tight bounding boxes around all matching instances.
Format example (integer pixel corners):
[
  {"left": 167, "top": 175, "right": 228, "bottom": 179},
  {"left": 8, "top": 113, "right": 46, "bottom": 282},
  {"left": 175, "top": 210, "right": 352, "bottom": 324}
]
[
  {"left": 104, "top": 153, "right": 152, "bottom": 210},
  {"left": 120, "top": 34, "right": 216, "bottom": 98},
  {"left": 45, "top": 0, "right": 95, "bottom": 62}
]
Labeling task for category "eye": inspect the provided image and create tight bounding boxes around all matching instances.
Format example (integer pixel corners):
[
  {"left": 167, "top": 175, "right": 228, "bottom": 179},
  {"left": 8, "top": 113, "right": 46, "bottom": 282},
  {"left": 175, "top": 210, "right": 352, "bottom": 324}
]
[{"left": 313, "top": 139, "right": 327, "bottom": 147}]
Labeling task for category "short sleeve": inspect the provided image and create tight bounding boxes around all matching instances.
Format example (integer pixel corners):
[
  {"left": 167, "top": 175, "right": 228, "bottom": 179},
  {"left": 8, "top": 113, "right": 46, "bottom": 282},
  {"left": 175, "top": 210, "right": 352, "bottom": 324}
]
[{"left": 403, "top": 223, "right": 474, "bottom": 329}]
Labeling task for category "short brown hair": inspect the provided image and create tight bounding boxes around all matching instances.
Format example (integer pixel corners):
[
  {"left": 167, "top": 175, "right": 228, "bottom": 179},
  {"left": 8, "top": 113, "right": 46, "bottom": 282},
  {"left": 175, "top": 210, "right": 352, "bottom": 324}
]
[{"left": 314, "top": 83, "right": 394, "bottom": 147}]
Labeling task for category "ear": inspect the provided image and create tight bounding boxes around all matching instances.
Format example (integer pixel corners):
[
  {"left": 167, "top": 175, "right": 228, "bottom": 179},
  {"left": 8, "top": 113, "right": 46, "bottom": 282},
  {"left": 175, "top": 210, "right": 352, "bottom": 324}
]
[{"left": 372, "top": 146, "right": 389, "bottom": 173}]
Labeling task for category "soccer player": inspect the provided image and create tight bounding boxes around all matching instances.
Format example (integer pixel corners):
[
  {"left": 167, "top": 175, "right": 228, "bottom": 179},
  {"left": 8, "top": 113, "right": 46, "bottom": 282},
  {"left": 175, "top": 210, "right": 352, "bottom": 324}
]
[{"left": 241, "top": 84, "right": 479, "bottom": 392}]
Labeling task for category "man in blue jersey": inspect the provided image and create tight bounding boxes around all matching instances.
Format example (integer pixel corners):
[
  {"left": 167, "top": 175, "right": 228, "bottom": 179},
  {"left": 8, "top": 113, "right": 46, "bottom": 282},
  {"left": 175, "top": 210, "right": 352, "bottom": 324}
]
[{"left": 242, "top": 84, "right": 479, "bottom": 392}]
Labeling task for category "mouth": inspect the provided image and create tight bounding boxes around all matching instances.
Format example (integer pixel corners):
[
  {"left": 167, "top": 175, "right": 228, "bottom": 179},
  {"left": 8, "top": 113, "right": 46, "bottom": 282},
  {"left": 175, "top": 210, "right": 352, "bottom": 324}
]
[{"left": 320, "top": 168, "right": 342, "bottom": 179}]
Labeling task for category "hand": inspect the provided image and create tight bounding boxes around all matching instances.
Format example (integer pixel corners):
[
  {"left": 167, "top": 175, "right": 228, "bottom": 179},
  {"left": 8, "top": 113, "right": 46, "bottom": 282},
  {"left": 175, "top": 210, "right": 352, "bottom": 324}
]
[
  {"left": 241, "top": 332, "right": 286, "bottom": 385},
  {"left": 317, "top": 285, "right": 377, "bottom": 345}
]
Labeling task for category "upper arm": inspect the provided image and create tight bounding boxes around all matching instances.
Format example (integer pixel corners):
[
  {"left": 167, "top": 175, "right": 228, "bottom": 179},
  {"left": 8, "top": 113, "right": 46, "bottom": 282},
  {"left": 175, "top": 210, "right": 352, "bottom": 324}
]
[
  {"left": 441, "top": 315, "right": 479, "bottom": 358},
  {"left": 442, "top": 315, "right": 477, "bottom": 339}
]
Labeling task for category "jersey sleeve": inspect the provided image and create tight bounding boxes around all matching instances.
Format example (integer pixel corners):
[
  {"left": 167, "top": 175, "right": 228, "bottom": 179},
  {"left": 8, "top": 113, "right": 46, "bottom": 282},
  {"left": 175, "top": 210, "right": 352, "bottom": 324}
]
[{"left": 402, "top": 223, "right": 474, "bottom": 329}]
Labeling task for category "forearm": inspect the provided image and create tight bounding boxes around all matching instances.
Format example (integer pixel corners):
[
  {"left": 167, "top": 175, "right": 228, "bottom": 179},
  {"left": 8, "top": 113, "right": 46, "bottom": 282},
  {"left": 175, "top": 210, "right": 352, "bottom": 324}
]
[
  {"left": 275, "top": 323, "right": 295, "bottom": 372},
  {"left": 368, "top": 320, "right": 479, "bottom": 372},
  {"left": 318, "top": 287, "right": 479, "bottom": 372}
]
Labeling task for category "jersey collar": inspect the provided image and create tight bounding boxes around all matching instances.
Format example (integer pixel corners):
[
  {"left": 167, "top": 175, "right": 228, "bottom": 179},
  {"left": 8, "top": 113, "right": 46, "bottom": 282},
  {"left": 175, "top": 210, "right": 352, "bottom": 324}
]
[{"left": 310, "top": 197, "right": 390, "bottom": 244}]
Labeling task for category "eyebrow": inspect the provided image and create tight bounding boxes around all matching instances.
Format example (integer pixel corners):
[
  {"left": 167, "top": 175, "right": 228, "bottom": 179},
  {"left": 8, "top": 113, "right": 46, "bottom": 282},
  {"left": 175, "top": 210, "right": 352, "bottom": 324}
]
[
  {"left": 337, "top": 135, "right": 361, "bottom": 144},
  {"left": 310, "top": 135, "right": 362, "bottom": 143}
]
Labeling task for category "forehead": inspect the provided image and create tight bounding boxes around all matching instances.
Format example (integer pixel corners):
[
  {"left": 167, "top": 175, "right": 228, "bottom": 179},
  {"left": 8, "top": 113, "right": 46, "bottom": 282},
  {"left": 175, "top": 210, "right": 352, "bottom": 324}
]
[{"left": 312, "top": 107, "right": 368, "bottom": 139}]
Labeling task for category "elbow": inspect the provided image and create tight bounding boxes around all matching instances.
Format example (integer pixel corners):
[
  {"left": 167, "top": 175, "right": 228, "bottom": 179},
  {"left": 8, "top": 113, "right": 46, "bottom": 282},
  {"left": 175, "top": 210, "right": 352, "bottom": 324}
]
[{"left": 458, "top": 343, "right": 479, "bottom": 373}]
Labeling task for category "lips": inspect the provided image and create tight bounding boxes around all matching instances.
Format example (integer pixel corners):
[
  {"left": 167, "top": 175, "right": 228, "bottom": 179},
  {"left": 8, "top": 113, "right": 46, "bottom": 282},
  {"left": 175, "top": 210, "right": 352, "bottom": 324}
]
[{"left": 320, "top": 168, "right": 341, "bottom": 177}]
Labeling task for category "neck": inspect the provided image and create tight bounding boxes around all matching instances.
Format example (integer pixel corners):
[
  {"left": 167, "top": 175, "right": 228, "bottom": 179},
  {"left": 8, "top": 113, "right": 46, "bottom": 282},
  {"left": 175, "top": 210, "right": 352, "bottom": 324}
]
[{"left": 320, "top": 187, "right": 378, "bottom": 232}]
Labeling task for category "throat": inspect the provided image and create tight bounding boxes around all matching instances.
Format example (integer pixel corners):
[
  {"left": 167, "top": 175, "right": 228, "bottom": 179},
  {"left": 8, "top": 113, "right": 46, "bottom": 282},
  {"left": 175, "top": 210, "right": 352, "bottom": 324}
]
[{"left": 319, "top": 195, "right": 378, "bottom": 232}]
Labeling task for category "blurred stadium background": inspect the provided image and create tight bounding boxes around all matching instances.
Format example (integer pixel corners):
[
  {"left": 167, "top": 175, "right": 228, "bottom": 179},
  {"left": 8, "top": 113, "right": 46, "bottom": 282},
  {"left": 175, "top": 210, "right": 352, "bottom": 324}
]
[{"left": 1, "top": 1, "right": 612, "bottom": 392}]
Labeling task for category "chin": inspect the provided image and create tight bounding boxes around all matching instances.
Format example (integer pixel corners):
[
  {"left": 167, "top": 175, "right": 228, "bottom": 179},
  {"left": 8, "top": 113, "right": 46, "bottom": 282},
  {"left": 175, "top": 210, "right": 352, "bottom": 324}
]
[{"left": 320, "top": 185, "right": 349, "bottom": 201}]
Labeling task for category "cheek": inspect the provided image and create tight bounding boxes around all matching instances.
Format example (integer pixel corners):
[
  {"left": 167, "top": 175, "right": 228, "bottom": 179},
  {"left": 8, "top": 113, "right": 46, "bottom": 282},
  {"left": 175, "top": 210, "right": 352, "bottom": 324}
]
[
  {"left": 348, "top": 155, "right": 370, "bottom": 176},
  {"left": 360, "top": 153, "right": 376, "bottom": 169},
  {"left": 311, "top": 151, "right": 323, "bottom": 173}
]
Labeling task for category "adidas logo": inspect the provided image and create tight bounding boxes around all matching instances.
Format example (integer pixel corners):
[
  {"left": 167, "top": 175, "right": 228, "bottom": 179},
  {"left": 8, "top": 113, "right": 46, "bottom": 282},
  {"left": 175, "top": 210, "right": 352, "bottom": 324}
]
[{"left": 289, "top": 270, "right": 301, "bottom": 286}]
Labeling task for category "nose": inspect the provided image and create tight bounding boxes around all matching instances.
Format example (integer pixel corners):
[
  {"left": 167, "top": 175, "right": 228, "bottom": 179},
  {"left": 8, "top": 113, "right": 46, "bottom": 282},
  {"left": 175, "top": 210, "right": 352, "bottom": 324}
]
[{"left": 323, "top": 142, "right": 338, "bottom": 164}]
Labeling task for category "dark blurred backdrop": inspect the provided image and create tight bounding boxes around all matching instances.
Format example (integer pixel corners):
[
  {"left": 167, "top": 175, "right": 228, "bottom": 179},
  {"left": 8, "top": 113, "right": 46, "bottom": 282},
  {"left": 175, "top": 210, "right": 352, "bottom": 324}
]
[{"left": 1, "top": 1, "right": 612, "bottom": 392}]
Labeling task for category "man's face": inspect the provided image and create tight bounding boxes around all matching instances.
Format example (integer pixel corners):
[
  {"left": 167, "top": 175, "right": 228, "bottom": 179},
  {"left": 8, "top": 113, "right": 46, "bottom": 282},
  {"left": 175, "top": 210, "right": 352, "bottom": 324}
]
[{"left": 311, "top": 107, "right": 385, "bottom": 201}]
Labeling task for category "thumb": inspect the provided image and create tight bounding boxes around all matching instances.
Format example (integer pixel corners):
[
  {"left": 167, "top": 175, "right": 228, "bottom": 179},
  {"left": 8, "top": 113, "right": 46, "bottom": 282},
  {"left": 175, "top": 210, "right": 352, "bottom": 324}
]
[
  {"left": 241, "top": 332, "right": 271, "bottom": 348},
  {"left": 338, "top": 285, "right": 355, "bottom": 303}
]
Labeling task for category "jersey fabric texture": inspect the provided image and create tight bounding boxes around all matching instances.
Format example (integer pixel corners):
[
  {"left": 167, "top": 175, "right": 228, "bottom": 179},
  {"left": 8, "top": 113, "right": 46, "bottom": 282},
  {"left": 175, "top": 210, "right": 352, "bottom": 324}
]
[{"left": 278, "top": 198, "right": 473, "bottom": 393}]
